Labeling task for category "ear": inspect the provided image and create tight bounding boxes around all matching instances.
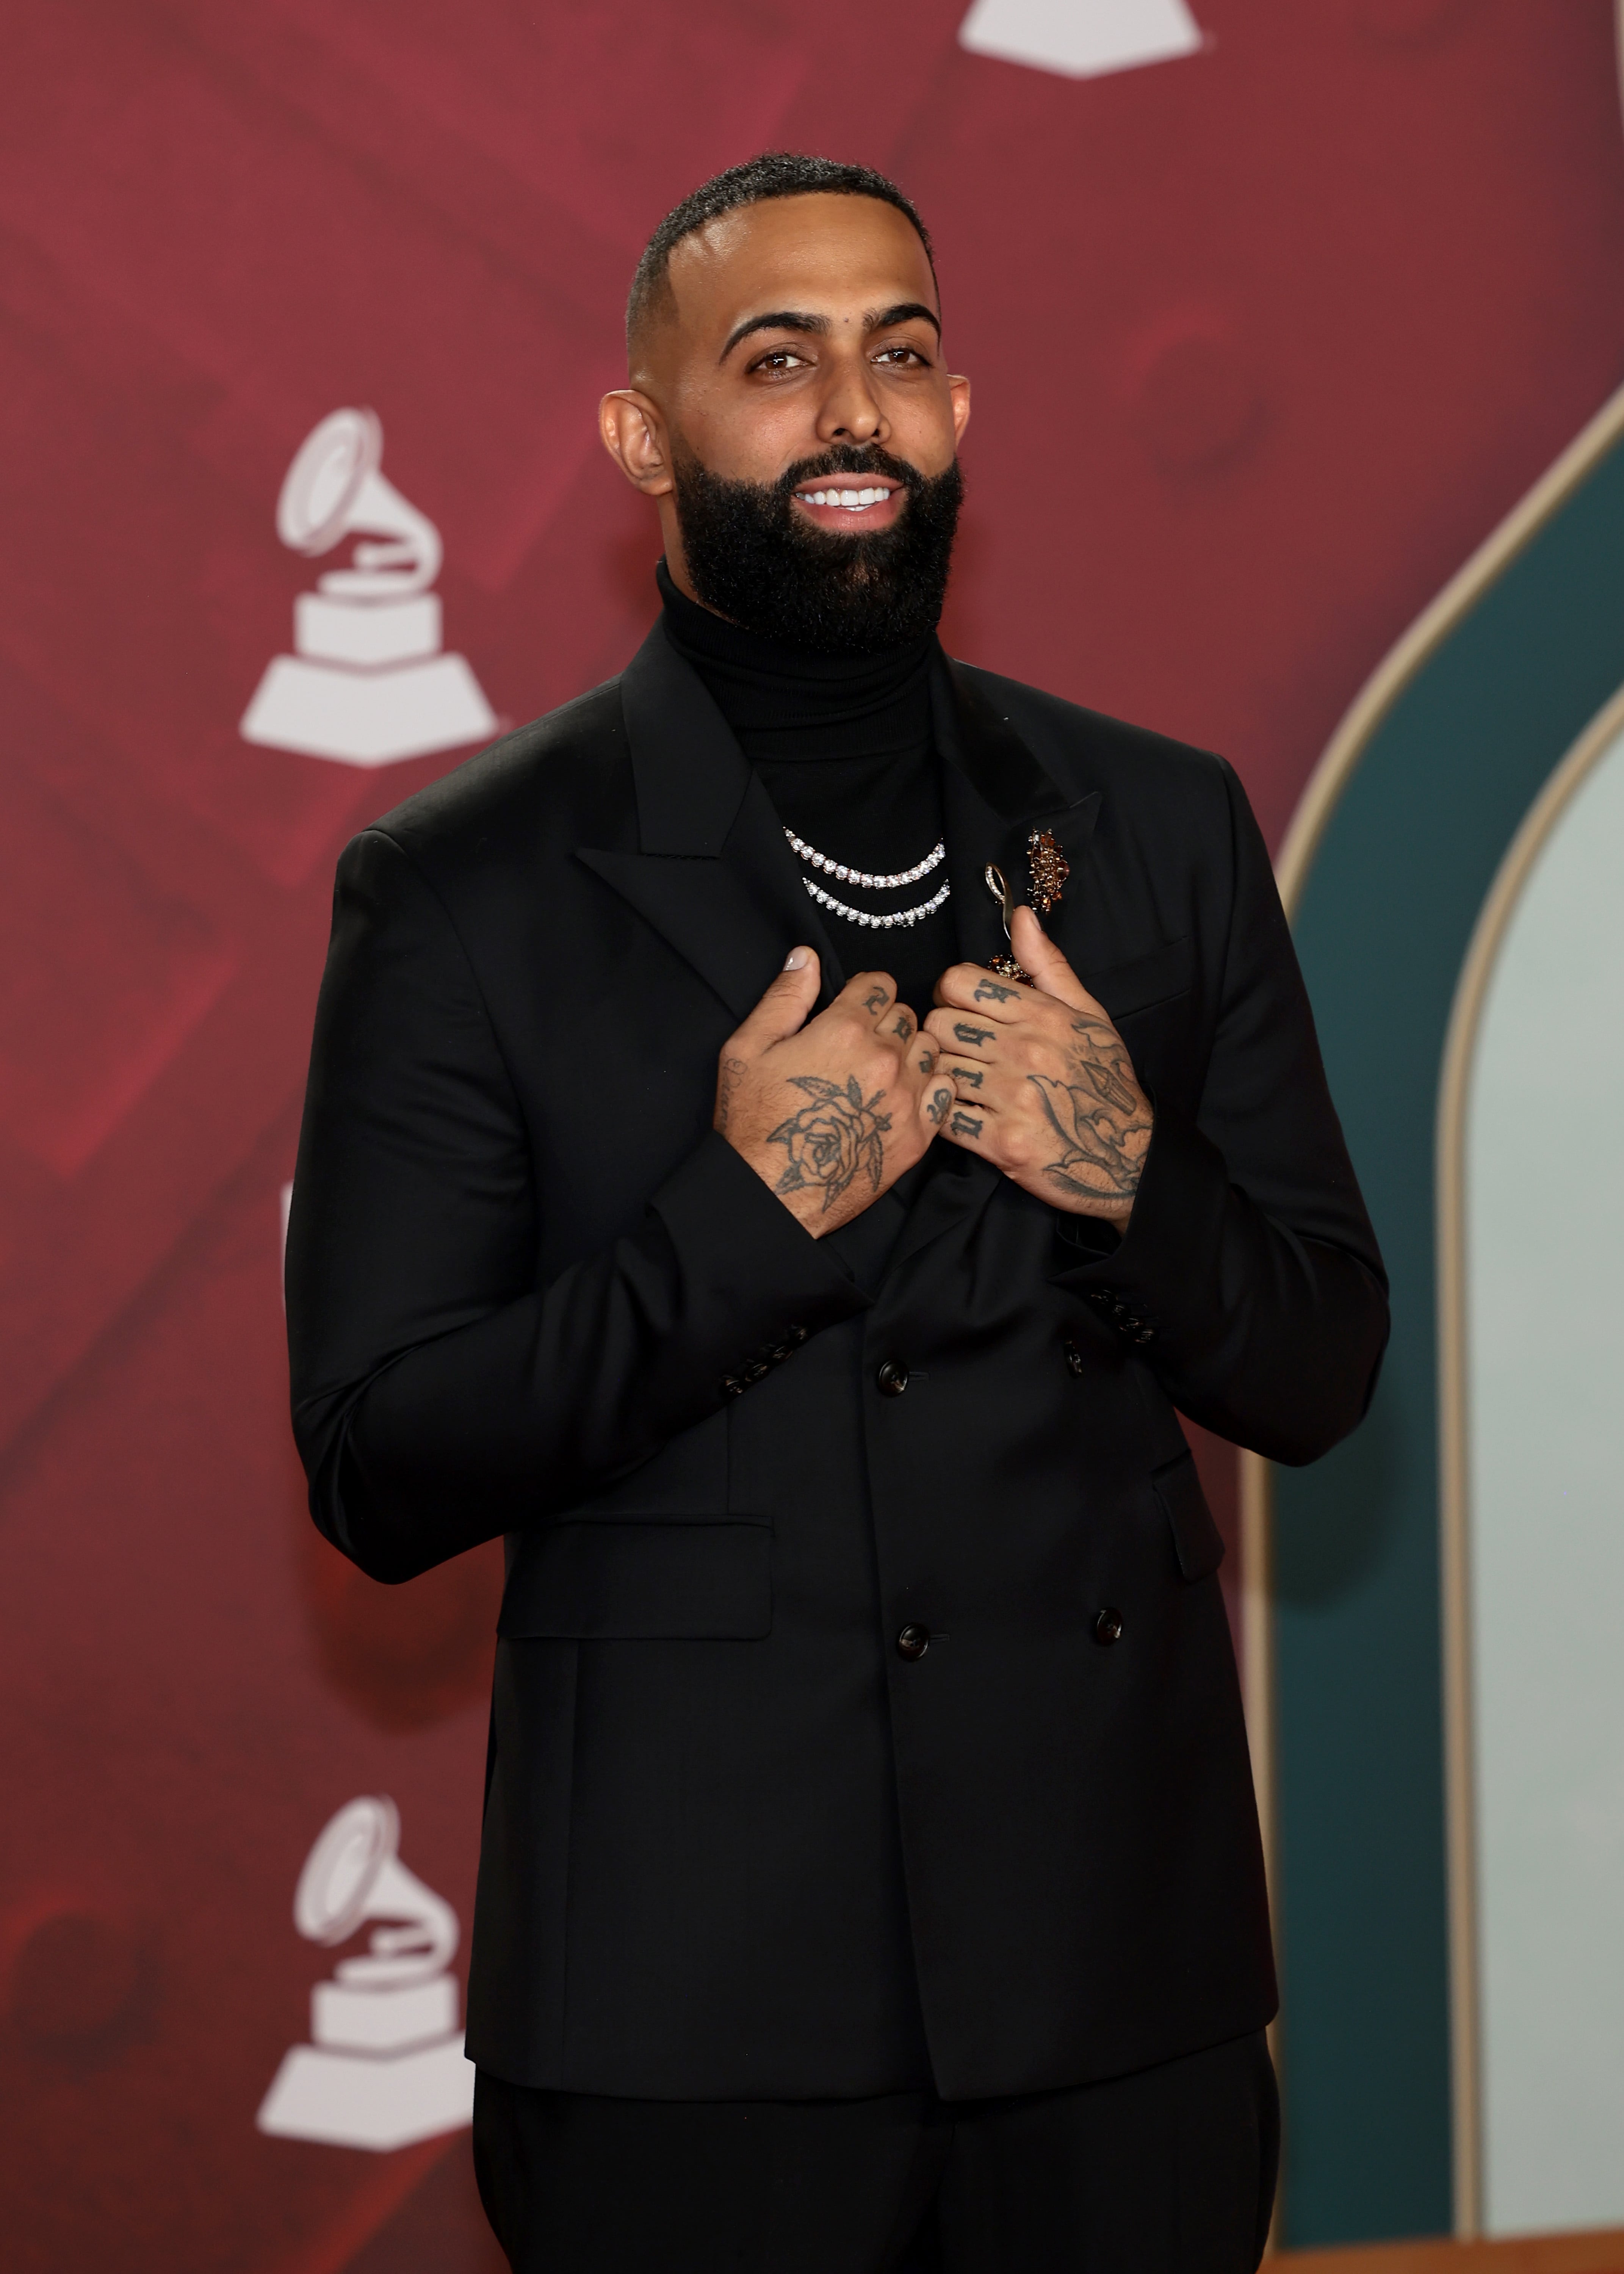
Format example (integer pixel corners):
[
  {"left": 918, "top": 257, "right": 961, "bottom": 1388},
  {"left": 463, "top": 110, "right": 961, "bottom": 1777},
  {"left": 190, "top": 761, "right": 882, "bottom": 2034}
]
[
  {"left": 948, "top": 374, "right": 971, "bottom": 448},
  {"left": 599, "top": 389, "right": 675, "bottom": 498}
]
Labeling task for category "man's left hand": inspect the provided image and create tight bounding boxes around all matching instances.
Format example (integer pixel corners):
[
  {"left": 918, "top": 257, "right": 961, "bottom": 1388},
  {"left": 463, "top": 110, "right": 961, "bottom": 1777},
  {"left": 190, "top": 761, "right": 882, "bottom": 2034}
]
[{"left": 923, "top": 906, "right": 1153, "bottom": 1223}]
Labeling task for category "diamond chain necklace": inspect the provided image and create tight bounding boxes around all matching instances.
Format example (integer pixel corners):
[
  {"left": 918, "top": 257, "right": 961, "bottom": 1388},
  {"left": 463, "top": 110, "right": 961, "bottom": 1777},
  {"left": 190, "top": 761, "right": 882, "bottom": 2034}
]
[
  {"left": 782, "top": 825, "right": 951, "bottom": 930},
  {"left": 802, "top": 874, "right": 952, "bottom": 930},
  {"left": 782, "top": 826, "right": 945, "bottom": 890}
]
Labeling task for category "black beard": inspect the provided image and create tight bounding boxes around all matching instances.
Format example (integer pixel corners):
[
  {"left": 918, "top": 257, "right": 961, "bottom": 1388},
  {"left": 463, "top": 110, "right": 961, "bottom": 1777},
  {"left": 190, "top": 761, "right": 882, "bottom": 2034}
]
[{"left": 671, "top": 443, "right": 963, "bottom": 656}]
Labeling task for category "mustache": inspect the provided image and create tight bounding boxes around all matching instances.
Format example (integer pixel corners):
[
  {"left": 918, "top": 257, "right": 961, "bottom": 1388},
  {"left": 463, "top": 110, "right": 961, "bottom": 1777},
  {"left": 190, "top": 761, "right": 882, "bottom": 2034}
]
[{"left": 773, "top": 445, "right": 927, "bottom": 498}]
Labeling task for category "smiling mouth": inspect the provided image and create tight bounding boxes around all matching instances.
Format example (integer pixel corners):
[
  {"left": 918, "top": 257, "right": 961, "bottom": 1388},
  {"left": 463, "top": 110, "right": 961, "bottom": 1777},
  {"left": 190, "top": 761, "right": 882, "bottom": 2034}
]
[
  {"left": 791, "top": 479, "right": 904, "bottom": 529},
  {"left": 796, "top": 482, "right": 895, "bottom": 508}
]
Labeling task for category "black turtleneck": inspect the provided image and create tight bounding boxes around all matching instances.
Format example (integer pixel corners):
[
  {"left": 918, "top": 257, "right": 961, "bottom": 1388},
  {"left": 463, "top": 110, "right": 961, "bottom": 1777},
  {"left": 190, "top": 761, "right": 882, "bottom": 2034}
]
[{"left": 656, "top": 563, "right": 956, "bottom": 1020}]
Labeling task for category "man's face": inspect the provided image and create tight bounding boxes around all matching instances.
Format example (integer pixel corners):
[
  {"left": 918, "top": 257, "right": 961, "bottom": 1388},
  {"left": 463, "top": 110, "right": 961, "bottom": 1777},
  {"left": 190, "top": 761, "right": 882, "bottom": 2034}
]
[{"left": 602, "top": 194, "right": 971, "bottom": 651}]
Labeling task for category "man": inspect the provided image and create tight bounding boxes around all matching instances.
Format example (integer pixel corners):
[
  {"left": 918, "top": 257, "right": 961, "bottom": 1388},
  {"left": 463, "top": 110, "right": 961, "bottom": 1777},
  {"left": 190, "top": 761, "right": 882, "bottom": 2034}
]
[{"left": 287, "top": 154, "right": 1387, "bottom": 2271}]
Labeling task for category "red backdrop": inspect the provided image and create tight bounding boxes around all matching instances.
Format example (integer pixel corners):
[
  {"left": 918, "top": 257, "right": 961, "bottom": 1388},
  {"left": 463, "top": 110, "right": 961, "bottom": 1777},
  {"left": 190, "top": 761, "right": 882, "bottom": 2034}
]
[{"left": 3, "top": 3, "right": 1622, "bottom": 2264}]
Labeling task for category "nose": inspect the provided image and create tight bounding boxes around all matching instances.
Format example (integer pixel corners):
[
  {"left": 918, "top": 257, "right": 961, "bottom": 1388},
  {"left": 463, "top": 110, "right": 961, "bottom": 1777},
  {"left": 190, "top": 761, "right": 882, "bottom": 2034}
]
[{"left": 815, "top": 356, "right": 887, "bottom": 448}]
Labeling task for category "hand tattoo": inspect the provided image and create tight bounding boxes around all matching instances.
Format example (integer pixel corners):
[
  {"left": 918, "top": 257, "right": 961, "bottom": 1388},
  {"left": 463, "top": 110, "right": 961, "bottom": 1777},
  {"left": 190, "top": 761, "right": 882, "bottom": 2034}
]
[
  {"left": 864, "top": 987, "right": 889, "bottom": 1014},
  {"left": 973, "top": 977, "right": 1017, "bottom": 1004},
  {"left": 926, "top": 1085, "right": 952, "bottom": 1126},
  {"left": 953, "top": 1064, "right": 983, "bottom": 1090},
  {"left": 918, "top": 1049, "right": 937, "bottom": 1075},
  {"left": 770, "top": 1074, "right": 893, "bottom": 1211},
  {"left": 950, "top": 1110, "right": 984, "bottom": 1139},
  {"left": 716, "top": 1054, "right": 747, "bottom": 1135},
  {"left": 1027, "top": 1016, "right": 1152, "bottom": 1203},
  {"left": 892, "top": 1013, "right": 913, "bottom": 1041},
  {"left": 953, "top": 1023, "right": 995, "bottom": 1049}
]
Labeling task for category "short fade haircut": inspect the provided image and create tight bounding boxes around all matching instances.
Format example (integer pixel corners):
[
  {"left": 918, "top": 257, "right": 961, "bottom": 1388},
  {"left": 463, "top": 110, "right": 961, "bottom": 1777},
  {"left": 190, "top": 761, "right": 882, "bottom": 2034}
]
[{"left": 627, "top": 152, "right": 936, "bottom": 356}]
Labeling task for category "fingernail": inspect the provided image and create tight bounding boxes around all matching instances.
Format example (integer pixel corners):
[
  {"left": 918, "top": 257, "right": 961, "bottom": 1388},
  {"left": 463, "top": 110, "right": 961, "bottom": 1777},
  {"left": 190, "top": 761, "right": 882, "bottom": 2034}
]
[{"left": 784, "top": 946, "right": 810, "bottom": 971}]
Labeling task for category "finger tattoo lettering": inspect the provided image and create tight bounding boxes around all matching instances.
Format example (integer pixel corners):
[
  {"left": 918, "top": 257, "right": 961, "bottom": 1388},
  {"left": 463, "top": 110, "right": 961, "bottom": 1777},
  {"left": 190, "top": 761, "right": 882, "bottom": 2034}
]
[
  {"left": 892, "top": 1014, "right": 913, "bottom": 1040},
  {"left": 954, "top": 1064, "right": 983, "bottom": 1089},
  {"left": 926, "top": 1086, "right": 952, "bottom": 1126},
  {"left": 952, "top": 1023, "right": 995, "bottom": 1048},
  {"left": 950, "top": 1110, "right": 984, "bottom": 1140},
  {"left": 864, "top": 987, "right": 889, "bottom": 1014},
  {"left": 973, "top": 977, "right": 1017, "bottom": 1004},
  {"left": 918, "top": 1049, "right": 936, "bottom": 1074}
]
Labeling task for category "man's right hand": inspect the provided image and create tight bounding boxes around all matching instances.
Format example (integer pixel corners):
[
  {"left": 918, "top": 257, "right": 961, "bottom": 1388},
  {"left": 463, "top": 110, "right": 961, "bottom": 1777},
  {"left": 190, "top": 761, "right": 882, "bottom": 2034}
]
[{"left": 714, "top": 949, "right": 953, "bottom": 1237}]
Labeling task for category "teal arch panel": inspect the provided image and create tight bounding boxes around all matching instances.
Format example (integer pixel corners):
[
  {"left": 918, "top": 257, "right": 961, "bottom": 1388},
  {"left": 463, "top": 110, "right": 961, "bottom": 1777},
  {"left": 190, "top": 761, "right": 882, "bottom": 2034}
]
[{"left": 1275, "top": 423, "right": 1624, "bottom": 2248}]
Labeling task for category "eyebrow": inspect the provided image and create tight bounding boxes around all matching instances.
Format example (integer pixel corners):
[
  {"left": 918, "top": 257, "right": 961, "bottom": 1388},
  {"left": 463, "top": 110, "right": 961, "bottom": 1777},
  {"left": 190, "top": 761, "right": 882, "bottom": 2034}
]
[{"left": 720, "top": 301, "right": 942, "bottom": 362}]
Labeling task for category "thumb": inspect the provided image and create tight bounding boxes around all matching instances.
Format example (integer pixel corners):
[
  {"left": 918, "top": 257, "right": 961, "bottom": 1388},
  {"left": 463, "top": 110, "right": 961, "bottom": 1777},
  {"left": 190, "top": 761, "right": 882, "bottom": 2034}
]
[
  {"left": 732, "top": 945, "right": 822, "bottom": 1052},
  {"left": 1011, "top": 905, "right": 1094, "bottom": 1013}
]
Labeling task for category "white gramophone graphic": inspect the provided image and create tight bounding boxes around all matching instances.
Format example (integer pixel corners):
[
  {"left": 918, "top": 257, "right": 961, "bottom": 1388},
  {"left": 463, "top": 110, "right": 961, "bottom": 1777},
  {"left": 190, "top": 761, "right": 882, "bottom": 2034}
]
[
  {"left": 256, "top": 1796, "right": 475, "bottom": 2151},
  {"left": 240, "top": 407, "right": 497, "bottom": 767},
  {"left": 958, "top": 0, "right": 1201, "bottom": 78}
]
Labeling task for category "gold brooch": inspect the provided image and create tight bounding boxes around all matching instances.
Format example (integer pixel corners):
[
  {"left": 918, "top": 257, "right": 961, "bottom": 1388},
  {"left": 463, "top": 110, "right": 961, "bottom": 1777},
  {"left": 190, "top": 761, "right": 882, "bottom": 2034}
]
[
  {"left": 1026, "top": 827, "right": 1070, "bottom": 917},
  {"left": 983, "top": 826, "right": 1069, "bottom": 984}
]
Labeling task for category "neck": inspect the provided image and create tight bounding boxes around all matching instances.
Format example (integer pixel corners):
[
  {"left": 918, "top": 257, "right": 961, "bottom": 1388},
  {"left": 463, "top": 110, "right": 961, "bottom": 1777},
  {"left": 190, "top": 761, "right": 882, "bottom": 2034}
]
[{"left": 655, "top": 559, "right": 936, "bottom": 758}]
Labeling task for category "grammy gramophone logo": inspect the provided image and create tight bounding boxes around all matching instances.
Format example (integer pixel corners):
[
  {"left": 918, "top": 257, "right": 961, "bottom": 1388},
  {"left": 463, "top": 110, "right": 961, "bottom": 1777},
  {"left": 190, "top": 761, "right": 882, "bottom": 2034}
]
[
  {"left": 256, "top": 1796, "right": 474, "bottom": 2152},
  {"left": 240, "top": 408, "right": 496, "bottom": 767}
]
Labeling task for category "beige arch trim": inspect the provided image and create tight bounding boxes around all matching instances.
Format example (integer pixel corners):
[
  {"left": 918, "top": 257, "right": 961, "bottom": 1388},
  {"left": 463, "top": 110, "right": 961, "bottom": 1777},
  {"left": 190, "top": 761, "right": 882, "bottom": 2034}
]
[
  {"left": 1240, "top": 364, "right": 1624, "bottom": 2015},
  {"left": 1434, "top": 678, "right": 1624, "bottom": 2241},
  {"left": 1242, "top": 250, "right": 1624, "bottom": 2254}
]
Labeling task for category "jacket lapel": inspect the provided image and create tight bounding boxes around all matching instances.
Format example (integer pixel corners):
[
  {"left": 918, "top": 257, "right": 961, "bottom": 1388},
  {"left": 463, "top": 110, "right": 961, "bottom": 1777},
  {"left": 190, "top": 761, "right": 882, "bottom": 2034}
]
[
  {"left": 576, "top": 623, "right": 842, "bottom": 1022},
  {"left": 933, "top": 656, "right": 1102, "bottom": 973}
]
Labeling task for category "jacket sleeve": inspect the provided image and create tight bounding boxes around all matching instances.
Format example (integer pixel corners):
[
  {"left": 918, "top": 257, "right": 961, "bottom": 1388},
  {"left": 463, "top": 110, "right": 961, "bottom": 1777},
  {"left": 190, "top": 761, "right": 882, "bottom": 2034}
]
[
  {"left": 1052, "top": 761, "right": 1389, "bottom": 1465},
  {"left": 286, "top": 829, "right": 869, "bottom": 1582}
]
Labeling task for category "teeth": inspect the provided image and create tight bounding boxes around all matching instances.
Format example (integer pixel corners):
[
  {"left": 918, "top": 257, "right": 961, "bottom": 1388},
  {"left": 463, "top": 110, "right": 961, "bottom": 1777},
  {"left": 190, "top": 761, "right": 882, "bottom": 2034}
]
[{"left": 798, "top": 485, "right": 891, "bottom": 508}]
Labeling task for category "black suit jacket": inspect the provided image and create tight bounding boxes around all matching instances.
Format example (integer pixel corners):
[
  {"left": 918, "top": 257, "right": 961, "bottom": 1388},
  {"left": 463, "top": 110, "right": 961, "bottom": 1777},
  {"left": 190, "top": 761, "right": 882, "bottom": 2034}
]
[{"left": 287, "top": 622, "right": 1387, "bottom": 2101}]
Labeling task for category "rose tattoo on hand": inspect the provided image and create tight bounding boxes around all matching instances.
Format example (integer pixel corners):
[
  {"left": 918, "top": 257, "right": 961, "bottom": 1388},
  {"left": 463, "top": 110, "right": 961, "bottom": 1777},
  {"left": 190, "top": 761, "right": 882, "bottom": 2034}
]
[{"left": 770, "top": 1074, "right": 893, "bottom": 1211}]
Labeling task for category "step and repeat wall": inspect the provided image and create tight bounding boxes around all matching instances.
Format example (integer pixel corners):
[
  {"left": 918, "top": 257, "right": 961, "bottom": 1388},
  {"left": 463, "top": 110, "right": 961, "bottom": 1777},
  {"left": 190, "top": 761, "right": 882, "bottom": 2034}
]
[{"left": 3, "top": 3, "right": 1623, "bottom": 2266}]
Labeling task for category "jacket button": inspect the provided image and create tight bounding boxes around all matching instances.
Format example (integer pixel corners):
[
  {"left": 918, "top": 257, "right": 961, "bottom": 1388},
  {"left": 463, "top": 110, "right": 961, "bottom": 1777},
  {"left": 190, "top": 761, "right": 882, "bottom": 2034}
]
[
  {"left": 1093, "top": 1607, "right": 1124, "bottom": 1646},
  {"left": 875, "top": 1360, "right": 909, "bottom": 1397},
  {"left": 896, "top": 1623, "right": 931, "bottom": 1661}
]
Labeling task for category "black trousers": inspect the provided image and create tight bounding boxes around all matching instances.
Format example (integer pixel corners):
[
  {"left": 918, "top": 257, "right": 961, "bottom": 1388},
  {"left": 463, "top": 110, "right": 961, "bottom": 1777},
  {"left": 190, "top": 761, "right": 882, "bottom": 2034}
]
[{"left": 473, "top": 2033, "right": 1278, "bottom": 2273}]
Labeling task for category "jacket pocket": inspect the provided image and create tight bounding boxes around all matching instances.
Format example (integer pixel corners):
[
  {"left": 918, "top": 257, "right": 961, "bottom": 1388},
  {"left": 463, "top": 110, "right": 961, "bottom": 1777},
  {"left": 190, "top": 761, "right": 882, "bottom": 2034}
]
[
  {"left": 498, "top": 1518, "right": 771, "bottom": 1640},
  {"left": 1086, "top": 933, "right": 1193, "bottom": 1023},
  {"left": 1153, "top": 1451, "right": 1225, "bottom": 1582}
]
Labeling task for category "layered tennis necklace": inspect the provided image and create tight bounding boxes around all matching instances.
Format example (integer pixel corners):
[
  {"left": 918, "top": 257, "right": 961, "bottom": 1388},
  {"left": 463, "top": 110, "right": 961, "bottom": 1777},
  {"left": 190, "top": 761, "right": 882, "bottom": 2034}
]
[{"left": 783, "top": 826, "right": 951, "bottom": 931}]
